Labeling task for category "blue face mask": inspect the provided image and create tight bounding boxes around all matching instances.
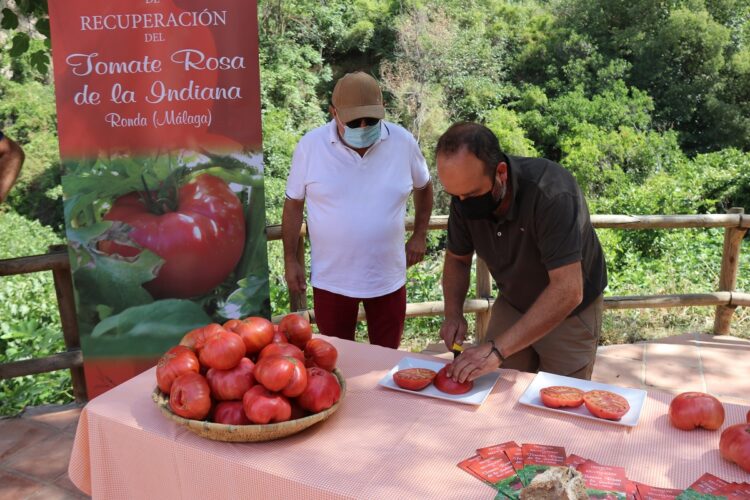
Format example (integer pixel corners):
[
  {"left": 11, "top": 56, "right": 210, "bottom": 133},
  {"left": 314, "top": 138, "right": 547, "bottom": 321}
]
[{"left": 343, "top": 121, "right": 381, "bottom": 148}]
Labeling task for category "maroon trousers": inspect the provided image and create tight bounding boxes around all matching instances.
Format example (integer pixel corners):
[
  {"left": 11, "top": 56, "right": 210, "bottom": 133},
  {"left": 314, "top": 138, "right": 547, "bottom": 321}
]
[{"left": 312, "top": 286, "right": 406, "bottom": 349}]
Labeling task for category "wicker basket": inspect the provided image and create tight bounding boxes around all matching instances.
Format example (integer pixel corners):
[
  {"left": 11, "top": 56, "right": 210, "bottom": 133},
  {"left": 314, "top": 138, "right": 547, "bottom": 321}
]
[{"left": 152, "top": 368, "right": 346, "bottom": 442}]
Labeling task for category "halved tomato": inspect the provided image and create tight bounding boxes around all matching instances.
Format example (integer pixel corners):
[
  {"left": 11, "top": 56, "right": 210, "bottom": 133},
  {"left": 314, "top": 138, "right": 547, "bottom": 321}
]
[
  {"left": 434, "top": 365, "right": 473, "bottom": 395},
  {"left": 540, "top": 386, "right": 584, "bottom": 408},
  {"left": 393, "top": 368, "right": 437, "bottom": 391},
  {"left": 583, "top": 390, "right": 630, "bottom": 420}
]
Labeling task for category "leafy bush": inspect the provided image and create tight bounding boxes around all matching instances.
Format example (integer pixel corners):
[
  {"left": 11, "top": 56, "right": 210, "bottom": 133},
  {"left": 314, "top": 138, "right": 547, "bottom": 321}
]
[{"left": 0, "top": 212, "right": 70, "bottom": 415}]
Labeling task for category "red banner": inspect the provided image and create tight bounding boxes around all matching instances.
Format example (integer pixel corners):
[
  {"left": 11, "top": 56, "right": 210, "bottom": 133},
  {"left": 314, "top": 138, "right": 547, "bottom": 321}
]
[
  {"left": 50, "top": 0, "right": 261, "bottom": 156},
  {"left": 48, "top": 0, "right": 269, "bottom": 398}
]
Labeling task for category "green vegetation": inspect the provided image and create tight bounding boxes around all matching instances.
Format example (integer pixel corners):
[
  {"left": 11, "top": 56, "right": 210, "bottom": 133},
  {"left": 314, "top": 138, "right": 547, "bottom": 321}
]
[{"left": 1, "top": 0, "right": 749, "bottom": 415}]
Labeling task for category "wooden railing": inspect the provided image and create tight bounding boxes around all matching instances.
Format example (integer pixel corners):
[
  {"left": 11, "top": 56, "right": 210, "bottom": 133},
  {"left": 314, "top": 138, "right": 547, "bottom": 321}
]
[{"left": 1, "top": 209, "right": 748, "bottom": 402}]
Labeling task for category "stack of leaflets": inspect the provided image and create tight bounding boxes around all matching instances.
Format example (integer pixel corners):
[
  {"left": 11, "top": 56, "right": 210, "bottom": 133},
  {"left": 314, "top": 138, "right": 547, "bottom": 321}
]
[{"left": 458, "top": 441, "right": 749, "bottom": 499}]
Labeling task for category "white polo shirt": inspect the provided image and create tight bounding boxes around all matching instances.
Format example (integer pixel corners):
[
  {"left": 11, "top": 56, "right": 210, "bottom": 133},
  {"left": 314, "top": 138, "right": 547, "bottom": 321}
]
[{"left": 285, "top": 120, "right": 431, "bottom": 298}]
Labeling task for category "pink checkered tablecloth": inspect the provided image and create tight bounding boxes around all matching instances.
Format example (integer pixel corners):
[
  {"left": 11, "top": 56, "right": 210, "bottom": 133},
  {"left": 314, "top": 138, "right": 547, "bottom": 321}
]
[{"left": 68, "top": 335, "right": 749, "bottom": 499}]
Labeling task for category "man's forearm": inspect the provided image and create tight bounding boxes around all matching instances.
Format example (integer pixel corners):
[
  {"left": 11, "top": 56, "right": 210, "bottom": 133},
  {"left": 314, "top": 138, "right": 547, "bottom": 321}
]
[
  {"left": 0, "top": 138, "right": 24, "bottom": 203},
  {"left": 412, "top": 181, "right": 433, "bottom": 237},
  {"left": 281, "top": 198, "right": 305, "bottom": 264},
  {"left": 442, "top": 252, "right": 472, "bottom": 318},
  {"left": 495, "top": 264, "right": 583, "bottom": 357}
]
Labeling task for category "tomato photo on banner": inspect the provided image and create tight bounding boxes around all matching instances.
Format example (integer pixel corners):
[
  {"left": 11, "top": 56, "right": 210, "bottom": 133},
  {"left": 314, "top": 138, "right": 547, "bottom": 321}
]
[{"left": 47, "top": 0, "right": 269, "bottom": 397}]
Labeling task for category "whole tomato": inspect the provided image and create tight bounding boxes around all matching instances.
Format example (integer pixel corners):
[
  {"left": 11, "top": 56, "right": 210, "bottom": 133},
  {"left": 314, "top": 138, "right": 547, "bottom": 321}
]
[
  {"left": 169, "top": 372, "right": 212, "bottom": 420},
  {"left": 156, "top": 345, "right": 200, "bottom": 394},
  {"left": 297, "top": 367, "right": 341, "bottom": 413},
  {"left": 279, "top": 313, "right": 313, "bottom": 349},
  {"left": 304, "top": 338, "right": 338, "bottom": 371},
  {"left": 271, "top": 325, "right": 287, "bottom": 344},
  {"left": 199, "top": 329, "right": 245, "bottom": 370},
  {"left": 206, "top": 357, "right": 255, "bottom": 400},
  {"left": 289, "top": 400, "right": 308, "bottom": 420},
  {"left": 258, "top": 342, "right": 304, "bottom": 363},
  {"left": 668, "top": 392, "right": 725, "bottom": 430},
  {"left": 224, "top": 317, "right": 274, "bottom": 355},
  {"left": 720, "top": 423, "right": 750, "bottom": 472},
  {"left": 180, "top": 323, "right": 224, "bottom": 354},
  {"left": 99, "top": 173, "right": 246, "bottom": 299},
  {"left": 242, "top": 385, "right": 292, "bottom": 424},
  {"left": 254, "top": 356, "right": 308, "bottom": 397},
  {"left": 434, "top": 365, "right": 473, "bottom": 395},
  {"left": 212, "top": 401, "right": 251, "bottom": 425}
]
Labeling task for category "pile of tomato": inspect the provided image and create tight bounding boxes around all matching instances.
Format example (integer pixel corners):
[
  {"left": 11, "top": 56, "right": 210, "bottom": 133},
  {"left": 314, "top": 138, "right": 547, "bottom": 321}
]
[{"left": 156, "top": 314, "right": 341, "bottom": 425}]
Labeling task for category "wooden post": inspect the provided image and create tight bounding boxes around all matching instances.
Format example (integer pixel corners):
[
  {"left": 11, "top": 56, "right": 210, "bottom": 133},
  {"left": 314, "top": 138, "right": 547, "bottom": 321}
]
[
  {"left": 475, "top": 258, "right": 492, "bottom": 343},
  {"left": 713, "top": 208, "right": 747, "bottom": 334},
  {"left": 48, "top": 245, "right": 88, "bottom": 402},
  {"left": 289, "top": 234, "right": 307, "bottom": 312}
]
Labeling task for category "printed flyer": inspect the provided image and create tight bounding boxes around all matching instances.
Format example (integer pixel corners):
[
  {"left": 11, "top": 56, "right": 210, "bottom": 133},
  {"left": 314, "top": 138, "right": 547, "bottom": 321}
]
[{"left": 48, "top": 0, "right": 269, "bottom": 397}]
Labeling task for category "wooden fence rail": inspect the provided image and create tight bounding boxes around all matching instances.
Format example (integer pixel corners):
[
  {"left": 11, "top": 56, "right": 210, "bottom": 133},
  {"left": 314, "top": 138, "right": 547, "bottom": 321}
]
[{"left": 1, "top": 210, "right": 748, "bottom": 403}]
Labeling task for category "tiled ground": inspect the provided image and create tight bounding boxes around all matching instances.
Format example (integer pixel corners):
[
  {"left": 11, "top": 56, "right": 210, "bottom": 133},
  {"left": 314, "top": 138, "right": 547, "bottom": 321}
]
[
  {"left": 0, "top": 404, "right": 86, "bottom": 500},
  {"left": 1, "top": 332, "right": 748, "bottom": 499}
]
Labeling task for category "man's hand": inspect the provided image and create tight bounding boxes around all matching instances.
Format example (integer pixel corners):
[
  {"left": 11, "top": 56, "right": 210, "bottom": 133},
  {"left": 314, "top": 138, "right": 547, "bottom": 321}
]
[
  {"left": 405, "top": 232, "right": 427, "bottom": 267},
  {"left": 439, "top": 315, "right": 468, "bottom": 351},
  {"left": 447, "top": 343, "right": 501, "bottom": 383},
  {"left": 284, "top": 260, "right": 307, "bottom": 295}
]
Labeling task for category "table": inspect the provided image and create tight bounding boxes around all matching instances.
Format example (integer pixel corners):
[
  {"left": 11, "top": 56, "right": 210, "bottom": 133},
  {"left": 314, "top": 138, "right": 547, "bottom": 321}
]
[{"left": 68, "top": 335, "right": 749, "bottom": 499}]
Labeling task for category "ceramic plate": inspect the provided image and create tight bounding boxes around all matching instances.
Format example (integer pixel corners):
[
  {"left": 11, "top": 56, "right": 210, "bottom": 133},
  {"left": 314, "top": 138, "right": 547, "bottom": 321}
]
[
  {"left": 518, "top": 371, "right": 646, "bottom": 427},
  {"left": 378, "top": 356, "right": 502, "bottom": 406}
]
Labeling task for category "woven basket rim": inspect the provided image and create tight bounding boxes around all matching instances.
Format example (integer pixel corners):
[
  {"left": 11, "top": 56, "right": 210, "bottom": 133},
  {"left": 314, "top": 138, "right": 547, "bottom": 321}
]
[{"left": 152, "top": 368, "right": 346, "bottom": 441}]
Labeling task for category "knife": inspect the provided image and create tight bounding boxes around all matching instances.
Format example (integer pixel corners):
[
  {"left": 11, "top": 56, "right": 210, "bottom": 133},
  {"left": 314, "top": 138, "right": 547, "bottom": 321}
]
[{"left": 451, "top": 342, "right": 464, "bottom": 359}]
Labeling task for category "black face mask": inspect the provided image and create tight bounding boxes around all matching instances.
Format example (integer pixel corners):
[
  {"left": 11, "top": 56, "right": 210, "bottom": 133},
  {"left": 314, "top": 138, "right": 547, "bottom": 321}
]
[{"left": 453, "top": 177, "right": 503, "bottom": 220}]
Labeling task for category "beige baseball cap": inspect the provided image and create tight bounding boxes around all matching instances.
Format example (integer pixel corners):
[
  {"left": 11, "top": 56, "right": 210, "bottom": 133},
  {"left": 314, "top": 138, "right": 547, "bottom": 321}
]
[{"left": 331, "top": 72, "right": 385, "bottom": 123}]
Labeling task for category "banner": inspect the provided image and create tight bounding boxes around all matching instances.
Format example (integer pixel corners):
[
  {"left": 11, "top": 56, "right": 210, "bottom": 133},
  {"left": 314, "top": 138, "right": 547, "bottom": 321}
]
[{"left": 48, "top": 0, "right": 269, "bottom": 398}]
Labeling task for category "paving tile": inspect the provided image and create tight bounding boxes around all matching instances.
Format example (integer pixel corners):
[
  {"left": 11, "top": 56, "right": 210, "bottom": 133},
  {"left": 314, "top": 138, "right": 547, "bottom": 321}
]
[
  {"left": 694, "top": 335, "right": 750, "bottom": 352},
  {"left": 701, "top": 346, "right": 750, "bottom": 401},
  {"left": 597, "top": 344, "right": 645, "bottom": 361},
  {"left": 0, "top": 419, "right": 57, "bottom": 462},
  {"left": 3, "top": 433, "right": 75, "bottom": 482},
  {"left": 643, "top": 332, "right": 699, "bottom": 345},
  {"left": 591, "top": 355, "right": 644, "bottom": 389},
  {"left": 712, "top": 335, "right": 750, "bottom": 343},
  {"left": 644, "top": 343, "right": 705, "bottom": 393},
  {"left": 0, "top": 470, "right": 42, "bottom": 500},
  {"left": 21, "top": 405, "right": 82, "bottom": 431},
  {"left": 26, "top": 484, "right": 82, "bottom": 500},
  {"left": 63, "top": 419, "right": 80, "bottom": 436},
  {"left": 53, "top": 472, "right": 89, "bottom": 498},
  {"left": 645, "top": 343, "right": 702, "bottom": 364}
]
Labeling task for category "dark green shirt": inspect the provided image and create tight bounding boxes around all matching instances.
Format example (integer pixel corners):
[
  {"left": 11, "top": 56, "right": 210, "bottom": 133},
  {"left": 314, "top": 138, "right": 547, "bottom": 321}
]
[{"left": 447, "top": 155, "right": 607, "bottom": 315}]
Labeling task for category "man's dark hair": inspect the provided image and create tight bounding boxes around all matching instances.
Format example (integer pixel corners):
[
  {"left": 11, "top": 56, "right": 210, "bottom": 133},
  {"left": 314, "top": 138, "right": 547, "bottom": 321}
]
[{"left": 435, "top": 122, "right": 506, "bottom": 177}]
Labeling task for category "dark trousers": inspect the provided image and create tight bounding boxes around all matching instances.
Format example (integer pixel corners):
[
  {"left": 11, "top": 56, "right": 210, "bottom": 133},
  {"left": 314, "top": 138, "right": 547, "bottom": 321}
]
[{"left": 312, "top": 286, "right": 406, "bottom": 349}]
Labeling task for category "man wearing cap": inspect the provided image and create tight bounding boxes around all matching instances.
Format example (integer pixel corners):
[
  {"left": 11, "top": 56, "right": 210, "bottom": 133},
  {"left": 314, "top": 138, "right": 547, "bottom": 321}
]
[
  {"left": 282, "top": 71, "right": 433, "bottom": 348},
  {"left": 0, "top": 130, "right": 24, "bottom": 203},
  {"left": 435, "top": 122, "right": 607, "bottom": 382}
]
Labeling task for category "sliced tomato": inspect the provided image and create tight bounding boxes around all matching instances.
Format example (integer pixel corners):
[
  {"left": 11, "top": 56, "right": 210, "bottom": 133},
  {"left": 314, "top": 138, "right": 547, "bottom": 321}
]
[
  {"left": 583, "top": 390, "right": 630, "bottom": 420},
  {"left": 539, "top": 386, "right": 584, "bottom": 408},
  {"left": 393, "top": 368, "right": 437, "bottom": 391}
]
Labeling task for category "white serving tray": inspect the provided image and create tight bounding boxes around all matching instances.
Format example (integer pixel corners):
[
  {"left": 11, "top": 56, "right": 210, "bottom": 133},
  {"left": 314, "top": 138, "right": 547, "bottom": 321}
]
[
  {"left": 378, "top": 356, "right": 502, "bottom": 406},
  {"left": 518, "top": 371, "right": 647, "bottom": 427}
]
